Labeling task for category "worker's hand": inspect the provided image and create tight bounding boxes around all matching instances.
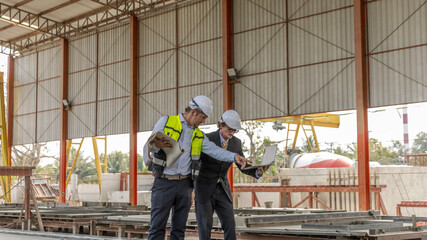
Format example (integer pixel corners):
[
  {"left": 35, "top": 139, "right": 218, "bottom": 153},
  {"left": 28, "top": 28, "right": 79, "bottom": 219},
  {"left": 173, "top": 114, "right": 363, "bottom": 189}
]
[
  {"left": 153, "top": 137, "right": 172, "bottom": 149},
  {"left": 234, "top": 155, "right": 252, "bottom": 169},
  {"left": 257, "top": 166, "right": 269, "bottom": 175}
]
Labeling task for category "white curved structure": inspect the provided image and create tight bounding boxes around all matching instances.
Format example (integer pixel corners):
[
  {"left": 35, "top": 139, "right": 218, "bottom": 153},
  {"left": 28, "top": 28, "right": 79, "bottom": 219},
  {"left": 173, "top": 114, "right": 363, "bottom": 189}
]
[{"left": 289, "top": 152, "right": 355, "bottom": 169}]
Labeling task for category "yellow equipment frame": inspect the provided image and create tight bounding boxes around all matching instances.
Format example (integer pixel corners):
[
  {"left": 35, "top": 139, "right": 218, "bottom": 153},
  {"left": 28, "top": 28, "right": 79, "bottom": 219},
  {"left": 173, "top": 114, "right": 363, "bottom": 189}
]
[
  {"left": 262, "top": 113, "right": 340, "bottom": 153},
  {"left": 0, "top": 72, "right": 11, "bottom": 202},
  {"left": 65, "top": 136, "right": 108, "bottom": 192}
]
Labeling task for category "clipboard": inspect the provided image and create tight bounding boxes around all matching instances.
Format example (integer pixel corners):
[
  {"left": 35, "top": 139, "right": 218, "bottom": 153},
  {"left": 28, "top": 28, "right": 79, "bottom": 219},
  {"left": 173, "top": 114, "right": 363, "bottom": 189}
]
[{"left": 242, "top": 144, "right": 278, "bottom": 170}]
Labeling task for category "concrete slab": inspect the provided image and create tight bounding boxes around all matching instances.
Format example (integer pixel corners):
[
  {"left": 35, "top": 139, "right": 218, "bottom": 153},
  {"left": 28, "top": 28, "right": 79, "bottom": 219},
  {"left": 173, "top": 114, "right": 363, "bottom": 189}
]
[{"left": 0, "top": 228, "right": 132, "bottom": 239}]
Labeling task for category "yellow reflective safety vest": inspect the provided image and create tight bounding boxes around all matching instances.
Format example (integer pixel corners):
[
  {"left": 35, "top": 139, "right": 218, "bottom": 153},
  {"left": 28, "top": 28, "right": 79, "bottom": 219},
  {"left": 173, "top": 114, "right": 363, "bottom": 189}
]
[{"left": 160, "top": 115, "right": 204, "bottom": 178}]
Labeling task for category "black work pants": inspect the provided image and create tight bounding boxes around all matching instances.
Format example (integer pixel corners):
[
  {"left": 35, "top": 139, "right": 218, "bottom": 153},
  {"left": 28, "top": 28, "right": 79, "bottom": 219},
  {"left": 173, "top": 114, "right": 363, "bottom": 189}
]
[
  {"left": 195, "top": 183, "right": 236, "bottom": 240},
  {"left": 148, "top": 177, "right": 192, "bottom": 240}
]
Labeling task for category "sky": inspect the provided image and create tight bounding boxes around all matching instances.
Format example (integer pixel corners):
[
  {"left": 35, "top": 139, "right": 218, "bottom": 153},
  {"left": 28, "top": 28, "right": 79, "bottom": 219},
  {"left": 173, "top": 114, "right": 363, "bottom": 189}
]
[{"left": 0, "top": 53, "right": 426, "bottom": 165}]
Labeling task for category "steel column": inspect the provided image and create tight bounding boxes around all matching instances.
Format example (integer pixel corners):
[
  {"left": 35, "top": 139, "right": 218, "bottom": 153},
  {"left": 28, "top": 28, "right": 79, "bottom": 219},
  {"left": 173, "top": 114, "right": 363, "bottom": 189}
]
[
  {"left": 353, "top": 0, "right": 370, "bottom": 211},
  {"left": 6, "top": 55, "right": 13, "bottom": 166},
  {"left": 59, "top": 39, "right": 69, "bottom": 203},
  {"left": 129, "top": 15, "right": 139, "bottom": 206},
  {"left": 222, "top": 0, "right": 234, "bottom": 193},
  {"left": 222, "top": 0, "right": 233, "bottom": 111}
]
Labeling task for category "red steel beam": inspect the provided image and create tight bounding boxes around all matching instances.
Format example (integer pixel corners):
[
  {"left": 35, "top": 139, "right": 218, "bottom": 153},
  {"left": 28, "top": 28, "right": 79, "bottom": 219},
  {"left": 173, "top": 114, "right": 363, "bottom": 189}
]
[
  {"left": 354, "top": 0, "right": 371, "bottom": 211},
  {"left": 222, "top": 0, "right": 233, "bottom": 112},
  {"left": 396, "top": 201, "right": 427, "bottom": 216},
  {"left": 129, "top": 15, "right": 139, "bottom": 206},
  {"left": 7, "top": 55, "right": 14, "bottom": 167},
  {"left": 222, "top": 0, "right": 234, "bottom": 193},
  {"left": 59, "top": 39, "right": 69, "bottom": 203}
]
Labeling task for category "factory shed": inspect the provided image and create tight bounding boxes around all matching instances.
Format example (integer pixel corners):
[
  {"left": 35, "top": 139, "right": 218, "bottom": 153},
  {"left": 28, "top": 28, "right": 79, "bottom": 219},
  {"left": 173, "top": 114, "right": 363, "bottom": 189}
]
[{"left": 0, "top": 0, "right": 426, "bottom": 239}]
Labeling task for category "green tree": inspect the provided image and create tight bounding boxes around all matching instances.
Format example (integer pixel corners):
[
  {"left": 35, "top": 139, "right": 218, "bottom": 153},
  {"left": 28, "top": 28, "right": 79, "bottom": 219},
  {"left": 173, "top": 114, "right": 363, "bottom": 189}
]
[
  {"left": 241, "top": 121, "right": 265, "bottom": 163},
  {"left": 240, "top": 121, "right": 285, "bottom": 180},
  {"left": 301, "top": 135, "right": 318, "bottom": 153},
  {"left": 36, "top": 147, "right": 95, "bottom": 183},
  {"left": 368, "top": 138, "right": 398, "bottom": 164},
  {"left": 106, "top": 151, "right": 129, "bottom": 173},
  {"left": 345, "top": 142, "right": 357, "bottom": 160},
  {"left": 411, "top": 131, "right": 427, "bottom": 154},
  {"left": 35, "top": 162, "right": 58, "bottom": 179},
  {"left": 101, "top": 151, "right": 147, "bottom": 173},
  {"left": 345, "top": 138, "right": 402, "bottom": 164},
  {"left": 390, "top": 140, "right": 406, "bottom": 155},
  {"left": 68, "top": 148, "right": 95, "bottom": 181},
  {"left": 334, "top": 146, "right": 354, "bottom": 159},
  {"left": 137, "top": 153, "right": 149, "bottom": 173}
]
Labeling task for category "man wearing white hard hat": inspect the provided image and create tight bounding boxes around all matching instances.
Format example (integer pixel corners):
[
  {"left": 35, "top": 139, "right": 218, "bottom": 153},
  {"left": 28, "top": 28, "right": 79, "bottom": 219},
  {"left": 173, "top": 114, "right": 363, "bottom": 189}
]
[
  {"left": 143, "top": 96, "right": 251, "bottom": 240},
  {"left": 195, "top": 110, "right": 269, "bottom": 240}
]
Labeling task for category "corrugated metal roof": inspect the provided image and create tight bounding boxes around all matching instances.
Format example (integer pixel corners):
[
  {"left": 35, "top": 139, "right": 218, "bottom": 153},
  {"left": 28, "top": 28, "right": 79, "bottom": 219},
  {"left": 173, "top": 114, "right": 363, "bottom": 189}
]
[
  {"left": 368, "top": 0, "right": 426, "bottom": 54},
  {"left": 139, "top": 90, "right": 177, "bottom": 132},
  {"left": 97, "top": 98, "right": 129, "bottom": 136},
  {"left": 13, "top": 114, "right": 36, "bottom": 145},
  {"left": 234, "top": 0, "right": 286, "bottom": 33},
  {"left": 98, "top": 25, "right": 129, "bottom": 65},
  {"left": 369, "top": 46, "right": 427, "bottom": 107},
  {"left": 68, "top": 103, "right": 96, "bottom": 139},
  {"left": 288, "top": 0, "right": 352, "bottom": 19},
  {"left": 178, "top": 0, "right": 221, "bottom": 45},
  {"left": 139, "top": 8, "right": 176, "bottom": 56},
  {"left": 368, "top": 0, "right": 427, "bottom": 107},
  {"left": 37, "top": 110, "right": 60, "bottom": 142}
]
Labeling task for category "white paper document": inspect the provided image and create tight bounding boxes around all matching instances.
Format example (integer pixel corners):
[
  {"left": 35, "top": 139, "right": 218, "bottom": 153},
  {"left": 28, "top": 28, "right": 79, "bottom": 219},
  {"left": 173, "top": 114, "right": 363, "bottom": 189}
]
[{"left": 149, "top": 131, "right": 185, "bottom": 168}]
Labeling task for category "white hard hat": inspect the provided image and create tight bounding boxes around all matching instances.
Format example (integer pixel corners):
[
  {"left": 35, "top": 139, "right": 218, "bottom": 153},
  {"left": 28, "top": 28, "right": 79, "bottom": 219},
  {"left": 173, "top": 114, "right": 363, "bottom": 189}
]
[
  {"left": 189, "top": 95, "right": 213, "bottom": 117},
  {"left": 220, "top": 110, "right": 241, "bottom": 130}
]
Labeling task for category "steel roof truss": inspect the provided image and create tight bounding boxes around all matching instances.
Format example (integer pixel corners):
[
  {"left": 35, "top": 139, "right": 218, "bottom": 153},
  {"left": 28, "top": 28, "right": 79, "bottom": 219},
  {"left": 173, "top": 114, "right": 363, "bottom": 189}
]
[
  {"left": 0, "top": 0, "right": 178, "bottom": 54},
  {"left": 0, "top": 2, "right": 72, "bottom": 38},
  {"left": 0, "top": 41, "right": 20, "bottom": 55}
]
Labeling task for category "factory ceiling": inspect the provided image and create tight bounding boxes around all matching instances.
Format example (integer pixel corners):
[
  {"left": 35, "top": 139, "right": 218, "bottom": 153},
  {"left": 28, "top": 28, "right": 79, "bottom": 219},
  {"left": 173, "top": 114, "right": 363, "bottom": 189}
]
[{"left": 0, "top": 0, "right": 181, "bottom": 55}]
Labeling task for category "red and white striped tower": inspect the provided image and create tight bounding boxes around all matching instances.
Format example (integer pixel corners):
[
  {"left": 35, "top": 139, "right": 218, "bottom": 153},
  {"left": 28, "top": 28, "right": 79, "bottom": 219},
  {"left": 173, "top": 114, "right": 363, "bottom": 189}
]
[{"left": 403, "top": 105, "right": 409, "bottom": 150}]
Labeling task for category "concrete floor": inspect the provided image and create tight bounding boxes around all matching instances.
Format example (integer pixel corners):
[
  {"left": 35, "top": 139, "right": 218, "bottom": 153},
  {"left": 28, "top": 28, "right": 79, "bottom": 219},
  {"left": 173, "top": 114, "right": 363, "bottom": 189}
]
[
  {"left": 0, "top": 229, "right": 200, "bottom": 240},
  {"left": 0, "top": 229, "right": 126, "bottom": 240},
  {"left": 0, "top": 233, "right": 58, "bottom": 240}
]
